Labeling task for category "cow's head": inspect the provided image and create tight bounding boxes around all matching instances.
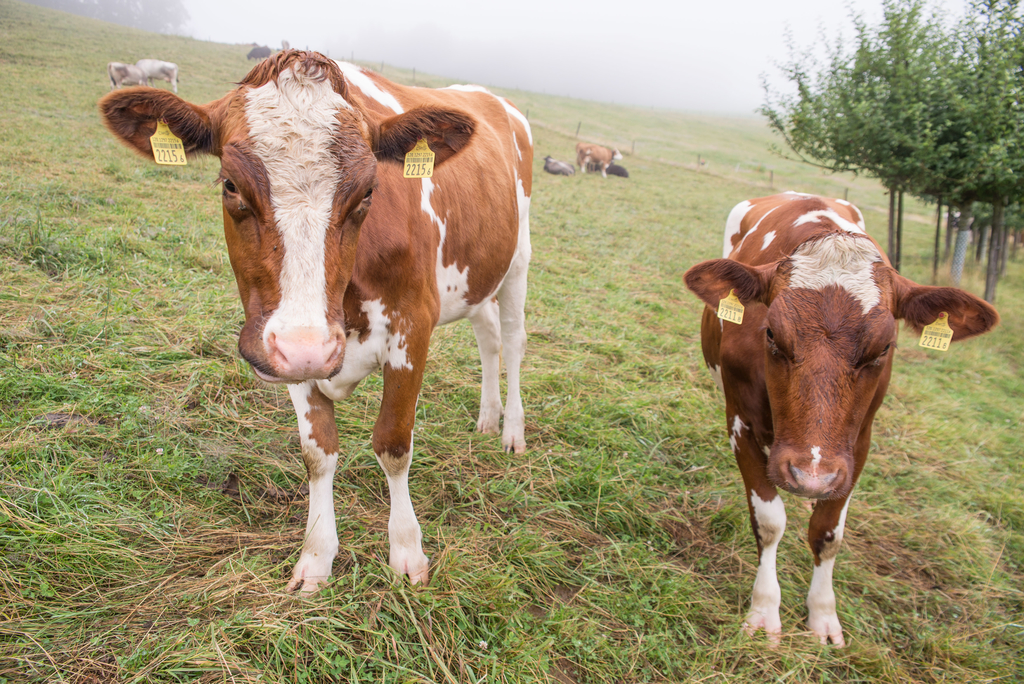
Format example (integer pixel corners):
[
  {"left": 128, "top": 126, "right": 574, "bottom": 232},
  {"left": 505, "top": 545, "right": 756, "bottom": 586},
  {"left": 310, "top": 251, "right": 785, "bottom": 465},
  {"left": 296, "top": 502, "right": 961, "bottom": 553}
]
[
  {"left": 685, "top": 233, "right": 998, "bottom": 499},
  {"left": 100, "top": 51, "right": 475, "bottom": 383},
  {"left": 612, "top": 149, "right": 623, "bottom": 161}
]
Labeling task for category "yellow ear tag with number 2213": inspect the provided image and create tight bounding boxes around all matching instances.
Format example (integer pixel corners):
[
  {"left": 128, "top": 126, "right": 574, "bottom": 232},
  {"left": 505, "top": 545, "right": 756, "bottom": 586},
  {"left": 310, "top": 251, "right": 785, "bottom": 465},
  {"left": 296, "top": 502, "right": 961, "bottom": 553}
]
[
  {"left": 150, "top": 121, "right": 187, "bottom": 166},
  {"left": 403, "top": 138, "right": 435, "bottom": 178},
  {"left": 919, "top": 312, "right": 953, "bottom": 351},
  {"left": 717, "top": 289, "right": 744, "bottom": 325}
]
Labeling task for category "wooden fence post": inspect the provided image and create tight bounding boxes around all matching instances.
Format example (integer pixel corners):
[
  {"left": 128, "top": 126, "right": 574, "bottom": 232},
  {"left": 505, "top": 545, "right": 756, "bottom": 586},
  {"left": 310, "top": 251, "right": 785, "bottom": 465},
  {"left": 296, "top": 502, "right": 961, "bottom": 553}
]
[{"left": 575, "top": 122, "right": 581, "bottom": 137}]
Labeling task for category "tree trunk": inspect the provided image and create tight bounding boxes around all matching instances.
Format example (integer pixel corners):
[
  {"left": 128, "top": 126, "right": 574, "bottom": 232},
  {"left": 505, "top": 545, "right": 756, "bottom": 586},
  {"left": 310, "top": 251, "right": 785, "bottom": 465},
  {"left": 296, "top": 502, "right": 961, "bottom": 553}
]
[
  {"left": 999, "top": 221, "right": 1009, "bottom": 276},
  {"left": 975, "top": 220, "right": 988, "bottom": 262},
  {"left": 895, "top": 190, "right": 904, "bottom": 272},
  {"left": 984, "top": 198, "right": 1003, "bottom": 303},
  {"left": 887, "top": 189, "right": 896, "bottom": 265},
  {"left": 951, "top": 204, "right": 973, "bottom": 286},
  {"left": 932, "top": 197, "right": 942, "bottom": 284},
  {"left": 944, "top": 205, "right": 955, "bottom": 261}
]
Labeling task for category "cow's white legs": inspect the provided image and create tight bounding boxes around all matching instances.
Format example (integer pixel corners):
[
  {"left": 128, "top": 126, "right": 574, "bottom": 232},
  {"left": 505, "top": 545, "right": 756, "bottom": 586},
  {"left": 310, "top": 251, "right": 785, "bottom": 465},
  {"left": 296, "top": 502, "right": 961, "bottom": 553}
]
[
  {"left": 495, "top": 204, "right": 531, "bottom": 454},
  {"left": 744, "top": 490, "right": 787, "bottom": 643},
  {"left": 601, "top": 165, "right": 608, "bottom": 178},
  {"left": 376, "top": 444, "right": 429, "bottom": 584},
  {"left": 286, "top": 381, "right": 340, "bottom": 593},
  {"left": 469, "top": 299, "right": 503, "bottom": 434},
  {"left": 806, "top": 496, "right": 851, "bottom": 646}
]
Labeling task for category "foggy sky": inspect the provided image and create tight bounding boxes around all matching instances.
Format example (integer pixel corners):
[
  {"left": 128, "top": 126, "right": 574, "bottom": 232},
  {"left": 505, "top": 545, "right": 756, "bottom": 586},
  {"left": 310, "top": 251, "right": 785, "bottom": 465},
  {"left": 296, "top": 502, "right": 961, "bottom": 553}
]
[{"left": 181, "top": 0, "right": 953, "bottom": 115}]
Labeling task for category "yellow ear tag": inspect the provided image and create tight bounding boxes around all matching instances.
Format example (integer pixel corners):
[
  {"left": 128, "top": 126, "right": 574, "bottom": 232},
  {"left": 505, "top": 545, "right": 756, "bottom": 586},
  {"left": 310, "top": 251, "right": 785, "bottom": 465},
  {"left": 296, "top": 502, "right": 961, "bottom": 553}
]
[
  {"left": 919, "top": 312, "right": 953, "bottom": 351},
  {"left": 717, "top": 289, "right": 745, "bottom": 325},
  {"left": 403, "top": 138, "right": 435, "bottom": 178},
  {"left": 150, "top": 121, "right": 187, "bottom": 166}
]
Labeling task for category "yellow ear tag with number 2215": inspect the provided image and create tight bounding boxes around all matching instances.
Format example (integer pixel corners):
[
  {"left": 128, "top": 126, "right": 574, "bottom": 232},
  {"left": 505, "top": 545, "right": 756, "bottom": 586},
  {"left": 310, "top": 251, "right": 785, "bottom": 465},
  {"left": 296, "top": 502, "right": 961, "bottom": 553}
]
[
  {"left": 150, "top": 121, "right": 187, "bottom": 166},
  {"left": 717, "top": 289, "right": 744, "bottom": 325},
  {"left": 919, "top": 312, "right": 953, "bottom": 351},
  {"left": 403, "top": 138, "right": 435, "bottom": 178}
]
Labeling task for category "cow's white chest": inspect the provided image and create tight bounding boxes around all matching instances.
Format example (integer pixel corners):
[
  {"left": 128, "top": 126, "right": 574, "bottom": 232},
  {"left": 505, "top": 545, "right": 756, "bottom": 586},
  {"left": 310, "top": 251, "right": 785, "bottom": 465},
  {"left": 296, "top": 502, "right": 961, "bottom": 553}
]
[{"left": 316, "top": 299, "right": 412, "bottom": 401}]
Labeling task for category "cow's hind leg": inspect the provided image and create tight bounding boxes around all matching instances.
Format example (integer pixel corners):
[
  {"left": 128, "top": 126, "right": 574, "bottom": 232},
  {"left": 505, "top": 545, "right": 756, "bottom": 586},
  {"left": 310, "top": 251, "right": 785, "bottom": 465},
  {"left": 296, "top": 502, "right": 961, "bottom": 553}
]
[
  {"left": 286, "top": 381, "right": 340, "bottom": 593},
  {"left": 374, "top": 335, "right": 431, "bottom": 584},
  {"left": 806, "top": 496, "right": 851, "bottom": 646},
  {"left": 495, "top": 223, "right": 531, "bottom": 454},
  {"left": 469, "top": 298, "right": 503, "bottom": 434}
]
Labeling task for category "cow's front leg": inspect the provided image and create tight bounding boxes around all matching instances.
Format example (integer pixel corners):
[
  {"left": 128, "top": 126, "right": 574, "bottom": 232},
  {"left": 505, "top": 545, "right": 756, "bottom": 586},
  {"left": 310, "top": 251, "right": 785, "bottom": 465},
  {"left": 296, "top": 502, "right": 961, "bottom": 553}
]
[
  {"left": 806, "top": 496, "right": 851, "bottom": 646},
  {"left": 374, "top": 340, "right": 430, "bottom": 584},
  {"left": 730, "top": 412, "right": 786, "bottom": 644},
  {"left": 286, "top": 381, "right": 340, "bottom": 593}
]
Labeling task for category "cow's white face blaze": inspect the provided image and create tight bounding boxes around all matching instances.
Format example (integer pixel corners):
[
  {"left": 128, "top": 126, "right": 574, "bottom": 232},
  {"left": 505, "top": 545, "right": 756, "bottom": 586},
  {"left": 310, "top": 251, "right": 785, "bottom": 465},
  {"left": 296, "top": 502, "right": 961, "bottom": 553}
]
[
  {"left": 243, "top": 68, "right": 350, "bottom": 381},
  {"left": 762, "top": 235, "right": 894, "bottom": 499}
]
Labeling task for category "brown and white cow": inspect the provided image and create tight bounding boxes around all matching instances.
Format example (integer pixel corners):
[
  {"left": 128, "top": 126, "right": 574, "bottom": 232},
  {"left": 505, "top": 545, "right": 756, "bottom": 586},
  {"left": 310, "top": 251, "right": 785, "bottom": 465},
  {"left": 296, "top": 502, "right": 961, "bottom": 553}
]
[
  {"left": 107, "top": 62, "right": 146, "bottom": 90},
  {"left": 135, "top": 59, "right": 179, "bottom": 93},
  {"left": 99, "top": 51, "right": 533, "bottom": 593},
  {"left": 576, "top": 142, "right": 622, "bottom": 177},
  {"left": 685, "top": 192, "right": 997, "bottom": 646}
]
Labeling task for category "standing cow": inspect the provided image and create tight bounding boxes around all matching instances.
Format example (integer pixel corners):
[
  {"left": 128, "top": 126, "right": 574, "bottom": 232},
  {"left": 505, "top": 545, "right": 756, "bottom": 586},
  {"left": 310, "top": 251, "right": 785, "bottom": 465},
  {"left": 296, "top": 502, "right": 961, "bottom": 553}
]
[
  {"left": 99, "top": 50, "right": 533, "bottom": 593},
  {"left": 576, "top": 142, "right": 622, "bottom": 177},
  {"left": 107, "top": 62, "right": 146, "bottom": 90},
  {"left": 135, "top": 59, "right": 179, "bottom": 93},
  {"left": 684, "top": 192, "right": 997, "bottom": 646}
]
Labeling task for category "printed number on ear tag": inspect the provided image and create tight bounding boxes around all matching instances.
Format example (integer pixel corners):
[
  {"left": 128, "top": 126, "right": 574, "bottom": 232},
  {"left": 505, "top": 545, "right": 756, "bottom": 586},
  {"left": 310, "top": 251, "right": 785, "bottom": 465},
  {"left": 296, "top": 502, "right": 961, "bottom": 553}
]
[
  {"left": 150, "top": 121, "right": 187, "bottom": 166},
  {"left": 919, "top": 312, "right": 953, "bottom": 351},
  {"left": 717, "top": 289, "right": 744, "bottom": 325},
  {"left": 403, "top": 138, "right": 435, "bottom": 178}
]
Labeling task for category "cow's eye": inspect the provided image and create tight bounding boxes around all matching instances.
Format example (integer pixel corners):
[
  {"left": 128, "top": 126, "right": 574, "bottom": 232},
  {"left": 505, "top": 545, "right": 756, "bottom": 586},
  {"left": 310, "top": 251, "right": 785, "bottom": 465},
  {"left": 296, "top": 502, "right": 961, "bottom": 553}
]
[
  {"left": 766, "top": 328, "right": 774, "bottom": 341},
  {"left": 879, "top": 343, "right": 891, "bottom": 357},
  {"left": 364, "top": 186, "right": 373, "bottom": 200},
  {"left": 223, "top": 179, "right": 237, "bottom": 194}
]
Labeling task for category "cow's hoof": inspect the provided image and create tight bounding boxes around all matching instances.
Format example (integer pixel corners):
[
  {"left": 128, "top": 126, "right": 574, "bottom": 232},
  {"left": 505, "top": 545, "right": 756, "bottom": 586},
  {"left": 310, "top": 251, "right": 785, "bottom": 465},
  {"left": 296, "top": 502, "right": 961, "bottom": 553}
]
[
  {"left": 476, "top": 407, "right": 502, "bottom": 435},
  {"left": 390, "top": 548, "right": 430, "bottom": 586},
  {"left": 502, "top": 433, "right": 526, "bottom": 454},
  {"left": 742, "top": 611, "right": 782, "bottom": 646},
  {"left": 808, "top": 613, "right": 845, "bottom": 647},
  {"left": 287, "top": 555, "right": 333, "bottom": 594}
]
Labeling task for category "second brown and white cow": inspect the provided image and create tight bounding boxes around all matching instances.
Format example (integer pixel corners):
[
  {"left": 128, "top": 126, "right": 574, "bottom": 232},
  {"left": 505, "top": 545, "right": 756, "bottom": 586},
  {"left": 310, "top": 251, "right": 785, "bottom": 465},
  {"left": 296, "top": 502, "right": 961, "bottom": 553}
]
[
  {"left": 99, "top": 50, "right": 532, "bottom": 593},
  {"left": 135, "top": 59, "right": 179, "bottom": 93},
  {"left": 107, "top": 62, "right": 146, "bottom": 90},
  {"left": 576, "top": 142, "right": 622, "bottom": 177},
  {"left": 685, "top": 192, "right": 997, "bottom": 646}
]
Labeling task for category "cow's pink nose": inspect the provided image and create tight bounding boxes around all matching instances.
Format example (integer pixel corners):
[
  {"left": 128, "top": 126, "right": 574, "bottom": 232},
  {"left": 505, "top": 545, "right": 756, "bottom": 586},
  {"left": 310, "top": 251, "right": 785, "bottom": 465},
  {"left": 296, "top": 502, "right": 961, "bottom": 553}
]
[
  {"left": 787, "top": 464, "right": 840, "bottom": 499},
  {"left": 266, "top": 329, "right": 343, "bottom": 379}
]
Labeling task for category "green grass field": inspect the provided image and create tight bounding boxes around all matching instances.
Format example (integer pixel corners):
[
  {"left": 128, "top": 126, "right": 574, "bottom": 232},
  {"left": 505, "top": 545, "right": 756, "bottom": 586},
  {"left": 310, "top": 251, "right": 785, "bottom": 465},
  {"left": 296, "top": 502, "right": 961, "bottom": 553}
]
[{"left": 1, "top": 0, "right": 1022, "bottom": 681}]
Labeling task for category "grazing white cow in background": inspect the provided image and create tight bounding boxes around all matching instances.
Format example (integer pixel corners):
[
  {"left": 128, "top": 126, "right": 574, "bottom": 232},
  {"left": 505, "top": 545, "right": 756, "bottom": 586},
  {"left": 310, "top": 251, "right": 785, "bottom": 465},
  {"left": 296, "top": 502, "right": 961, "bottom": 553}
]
[
  {"left": 107, "top": 62, "right": 146, "bottom": 90},
  {"left": 135, "top": 59, "right": 179, "bottom": 93},
  {"left": 99, "top": 50, "right": 533, "bottom": 593}
]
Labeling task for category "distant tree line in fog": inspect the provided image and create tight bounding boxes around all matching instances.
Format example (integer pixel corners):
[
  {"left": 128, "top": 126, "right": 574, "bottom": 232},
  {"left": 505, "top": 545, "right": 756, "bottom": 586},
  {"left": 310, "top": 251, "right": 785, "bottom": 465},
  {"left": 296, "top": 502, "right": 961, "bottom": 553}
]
[{"left": 25, "top": 0, "right": 189, "bottom": 34}]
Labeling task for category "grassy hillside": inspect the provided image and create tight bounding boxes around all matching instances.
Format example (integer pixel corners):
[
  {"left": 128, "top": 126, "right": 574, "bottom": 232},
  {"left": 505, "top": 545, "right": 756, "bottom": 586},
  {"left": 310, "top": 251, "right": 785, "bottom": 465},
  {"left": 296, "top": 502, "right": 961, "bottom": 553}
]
[{"left": 1, "top": 0, "right": 1021, "bottom": 682}]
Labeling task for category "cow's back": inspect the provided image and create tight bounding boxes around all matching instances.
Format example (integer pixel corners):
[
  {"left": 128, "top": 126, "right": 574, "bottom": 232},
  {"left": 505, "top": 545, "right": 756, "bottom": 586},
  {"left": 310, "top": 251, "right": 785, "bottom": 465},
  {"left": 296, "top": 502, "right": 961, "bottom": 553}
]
[
  {"left": 723, "top": 192, "right": 871, "bottom": 266},
  {"left": 338, "top": 70, "right": 531, "bottom": 325}
]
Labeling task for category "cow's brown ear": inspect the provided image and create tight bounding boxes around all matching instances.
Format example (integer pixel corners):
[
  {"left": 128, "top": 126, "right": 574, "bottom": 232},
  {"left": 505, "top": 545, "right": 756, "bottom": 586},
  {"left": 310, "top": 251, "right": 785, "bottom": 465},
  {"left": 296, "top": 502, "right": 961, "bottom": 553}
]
[
  {"left": 684, "top": 259, "right": 777, "bottom": 311},
  {"left": 374, "top": 107, "right": 475, "bottom": 166},
  {"left": 99, "top": 88, "right": 214, "bottom": 159},
  {"left": 891, "top": 273, "right": 999, "bottom": 341}
]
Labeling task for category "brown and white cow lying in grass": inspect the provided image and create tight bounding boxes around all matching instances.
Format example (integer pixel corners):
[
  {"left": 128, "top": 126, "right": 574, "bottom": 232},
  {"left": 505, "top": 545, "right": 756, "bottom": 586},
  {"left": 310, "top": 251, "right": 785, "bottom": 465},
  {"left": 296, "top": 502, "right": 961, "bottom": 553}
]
[
  {"left": 685, "top": 192, "right": 998, "bottom": 646},
  {"left": 99, "top": 50, "right": 533, "bottom": 593},
  {"left": 576, "top": 141, "right": 622, "bottom": 177}
]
